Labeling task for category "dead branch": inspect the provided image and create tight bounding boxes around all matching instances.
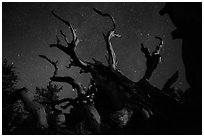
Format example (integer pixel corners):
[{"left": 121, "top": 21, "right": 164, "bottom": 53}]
[
  {"left": 61, "top": 102, "right": 73, "bottom": 109},
  {"left": 60, "top": 30, "right": 69, "bottom": 46},
  {"left": 39, "top": 55, "right": 58, "bottom": 77},
  {"left": 40, "top": 97, "right": 74, "bottom": 105},
  {"left": 51, "top": 11, "right": 77, "bottom": 44},
  {"left": 141, "top": 43, "right": 151, "bottom": 59},
  {"left": 155, "top": 36, "right": 163, "bottom": 48},
  {"left": 50, "top": 11, "right": 89, "bottom": 71},
  {"left": 93, "top": 8, "right": 116, "bottom": 31},
  {"left": 50, "top": 76, "right": 85, "bottom": 95},
  {"left": 141, "top": 37, "right": 163, "bottom": 80},
  {"left": 93, "top": 8, "right": 121, "bottom": 70},
  {"left": 162, "top": 71, "right": 179, "bottom": 92}
]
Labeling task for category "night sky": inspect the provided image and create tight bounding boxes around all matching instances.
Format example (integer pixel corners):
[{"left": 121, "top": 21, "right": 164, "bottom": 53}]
[{"left": 3, "top": 2, "right": 189, "bottom": 99}]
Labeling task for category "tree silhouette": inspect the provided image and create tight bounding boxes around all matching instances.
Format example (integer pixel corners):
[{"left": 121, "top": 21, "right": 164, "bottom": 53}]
[
  {"left": 2, "top": 59, "right": 27, "bottom": 134},
  {"left": 3, "top": 59, "right": 18, "bottom": 95},
  {"left": 3, "top": 60, "right": 49, "bottom": 135},
  {"left": 37, "top": 8, "right": 186, "bottom": 134},
  {"left": 34, "top": 84, "right": 63, "bottom": 112}
]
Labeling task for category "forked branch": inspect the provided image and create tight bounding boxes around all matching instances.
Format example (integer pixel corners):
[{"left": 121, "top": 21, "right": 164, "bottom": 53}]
[
  {"left": 51, "top": 11, "right": 77, "bottom": 44},
  {"left": 93, "top": 8, "right": 116, "bottom": 32},
  {"left": 93, "top": 8, "right": 121, "bottom": 70},
  {"left": 155, "top": 36, "right": 163, "bottom": 48},
  {"left": 60, "top": 30, "right": 69, "bottom": 46},
  {"left": 50, "top": 11, "right": 88, "bottom": 71},
  {"left": 39, "top": 55, "right": 58, "bottom": 77}
]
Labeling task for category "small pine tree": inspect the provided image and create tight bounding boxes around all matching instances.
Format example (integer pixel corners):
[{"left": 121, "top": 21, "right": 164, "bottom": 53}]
[
  {"left": 34, "top": 83, "right": 63, "bottom": 113},
  {"left": 2, "top": 59, "right": 27, "bottom": 134}
]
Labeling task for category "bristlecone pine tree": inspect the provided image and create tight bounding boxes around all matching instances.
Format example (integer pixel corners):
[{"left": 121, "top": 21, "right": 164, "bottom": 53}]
[{"left": 39, "top": 8, "right": 183, "bottom": 134}]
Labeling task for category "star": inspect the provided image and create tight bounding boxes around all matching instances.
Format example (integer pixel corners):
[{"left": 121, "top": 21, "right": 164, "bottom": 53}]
[{"left": 140, "top": 33, "right": 143, "bottom": 36}]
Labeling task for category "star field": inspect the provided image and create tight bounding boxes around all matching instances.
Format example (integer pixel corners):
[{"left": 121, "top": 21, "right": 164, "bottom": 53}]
[{"left": 3, "top": 2, "right": 189, "bottom": 99}]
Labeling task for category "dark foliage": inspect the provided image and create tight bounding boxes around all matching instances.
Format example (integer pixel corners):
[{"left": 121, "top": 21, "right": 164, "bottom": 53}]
[
  {"left": 2, "top": 59, "right": 28, "bottom": 134},
  {"left": 34, "top": 84, "right": 63, "bottom": 112}
]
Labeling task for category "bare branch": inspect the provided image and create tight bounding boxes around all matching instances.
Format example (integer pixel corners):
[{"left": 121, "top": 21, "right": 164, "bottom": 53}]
[
  {"left": 50, "top": 76, "right": 85, "bottom": 95},
  {"left": 39, "top": 55, "right": 58, "bottom": 76},
  {"left": 162, "top": 71, "right": 179, "bottom": 92},
  {"left": 93, "top": 8, "right": 116, "bottom": 32},
  {"left": 61, "top": 102, "right": 73, "bottom": 109},
  {"left": 51, "top": 10, "right": 77, "bottom": 43},
  {"left": 40, "top": 97, "right": 74, "bottom": 105},
  {"left": 60, "top": 96, "right": 83, "bottom": 109},
  {"left": 57, "top": 97, "right": 74, "bottom": 104},
  {"left": 103, "top": 33, "right": 118, "bottom": 69},
  {"left": 50, "top": 37, "right": 88, "bottom": 71},
  {"left": 50, "top": 11, "right": 89, "bottom": 72},
  {"left": 60, "top": 30, "right": 69, "bottom": 46},
  {"left": 93, "top": 8, "right": 121, "bottom": 70},
  {"left": 155, "top": 36, "right": 163, "bottom": 48},
  {"left": 50, "top": 43, "right": 69, "bottom": 54},
  {"left": 56, "top": 35, "right": 60, "bottom": 44},
  {"left": 141, "top": 43, "right": 151, "bottom": 58}
]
